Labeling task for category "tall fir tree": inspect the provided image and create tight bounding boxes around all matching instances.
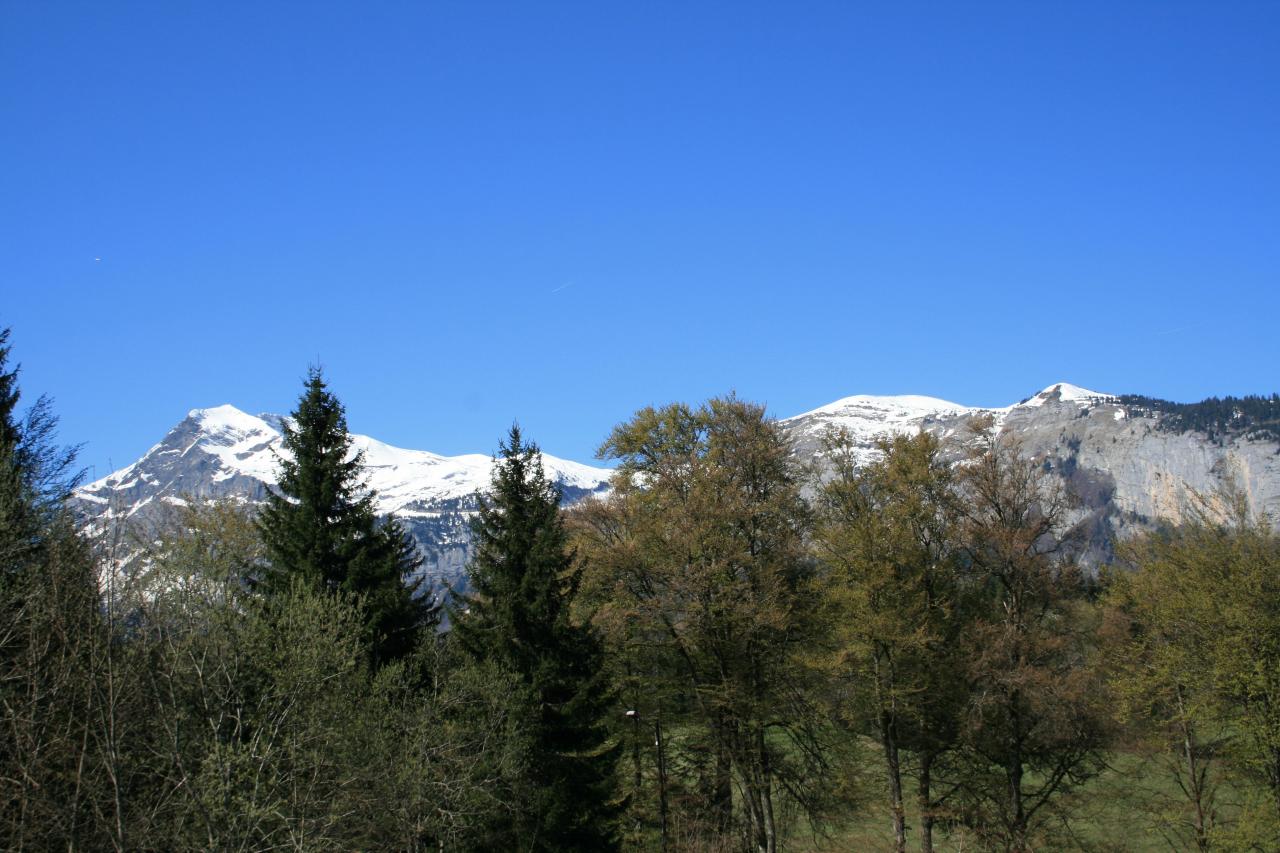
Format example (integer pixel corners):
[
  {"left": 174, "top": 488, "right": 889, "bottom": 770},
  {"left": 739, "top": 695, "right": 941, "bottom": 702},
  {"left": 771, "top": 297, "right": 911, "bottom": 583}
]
[
  {"left": 0, "top": 328, "right": 82, "bottom": 568},
  {"left": 450, "top": 425, "right": 620, "bottom": 852},
  {"left": 0, "top": 327, "right": 104, "bottom": 848},
  {"left": 257, "top": 367, "right": 433, "bottom": 664},
  {"left": 0, "top": 328, "right": 28, "bottom": 569}
]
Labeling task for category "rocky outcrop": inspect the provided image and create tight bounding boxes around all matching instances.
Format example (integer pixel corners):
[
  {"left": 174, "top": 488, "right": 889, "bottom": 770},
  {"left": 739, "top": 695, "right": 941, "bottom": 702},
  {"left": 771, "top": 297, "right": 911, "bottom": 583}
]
[{"left": 782, "top": 383, "right": 1280, "bottom": 567}]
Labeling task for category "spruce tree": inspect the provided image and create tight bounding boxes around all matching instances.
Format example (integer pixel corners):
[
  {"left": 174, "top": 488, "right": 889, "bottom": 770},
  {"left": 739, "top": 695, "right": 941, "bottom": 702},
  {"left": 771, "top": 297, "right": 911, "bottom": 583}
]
[
  {"left": 0, "top": 327, "right": 103, "bottom": 848},
  {"left": 257, "top": 368, "right": 432, "bottom": 664},
  {"left": 451, "top": 425, "right": 620, "bottom": 852},
  {"left": 0, "top": 328, "right": 82, "bottom": 568},
  {"left": 0, "top": 328, "right": 29, "bottom": 569}
]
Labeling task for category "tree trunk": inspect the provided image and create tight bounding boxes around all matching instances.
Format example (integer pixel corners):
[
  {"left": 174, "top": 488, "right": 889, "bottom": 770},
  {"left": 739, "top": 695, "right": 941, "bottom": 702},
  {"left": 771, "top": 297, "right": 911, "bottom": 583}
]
[
  {"left": 1174, "top": 685, "right": 1211, "bottom": 852},
  {"left": 1008, "top": 754, "right": 1026, "bottom": 853},
  {"left": 758, "top": 724, "right": 777, "bottom": 853},
  {"left": 918, "top": 751, "right": 934, "bottom": 853},
  {"left": 712, "top": 713, "right": 733, "bottom": 835},
  {"left": 1007, "top": 692, "right": 1027, "bottom": 853},
  {"left": 654, "top": 716, "right": 669, "bottom": 853},
  {"left": 881, "top": 709, "right": 907, "bottom": 853},
  {"left": 628, "top": 670, "right": 643, "bottom": 840}
]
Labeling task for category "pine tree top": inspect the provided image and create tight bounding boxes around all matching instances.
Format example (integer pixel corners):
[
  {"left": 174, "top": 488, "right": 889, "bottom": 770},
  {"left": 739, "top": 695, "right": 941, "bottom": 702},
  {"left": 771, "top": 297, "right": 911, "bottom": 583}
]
[
  {"left": 453, "top": 425, "right": 578, "bottom": 672},
  {"left": 256, "top": 367, "right": 432, "bottom": 664}
]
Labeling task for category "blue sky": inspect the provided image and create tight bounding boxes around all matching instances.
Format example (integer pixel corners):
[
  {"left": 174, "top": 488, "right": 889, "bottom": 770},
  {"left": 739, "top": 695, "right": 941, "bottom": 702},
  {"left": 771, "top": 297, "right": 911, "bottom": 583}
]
[{"left": 3, "top": 1, "right": 1277, "bottom": 478}]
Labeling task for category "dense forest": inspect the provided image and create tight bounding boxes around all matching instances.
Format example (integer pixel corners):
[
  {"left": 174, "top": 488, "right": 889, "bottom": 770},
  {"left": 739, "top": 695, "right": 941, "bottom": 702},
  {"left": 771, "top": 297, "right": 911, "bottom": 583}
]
[
  {"left": 5, "top": 327, "right": 1280, "bottom": 852},
  {"left": 1117, "top": 393, "right": 1280, "bottom": 444}
]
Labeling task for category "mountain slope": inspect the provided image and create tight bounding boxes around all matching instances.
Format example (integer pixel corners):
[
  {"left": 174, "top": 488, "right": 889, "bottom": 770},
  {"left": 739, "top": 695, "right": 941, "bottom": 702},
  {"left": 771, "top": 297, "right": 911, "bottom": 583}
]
[{"left": 784, "top": 383, "right": 1280, "bottom": 564}]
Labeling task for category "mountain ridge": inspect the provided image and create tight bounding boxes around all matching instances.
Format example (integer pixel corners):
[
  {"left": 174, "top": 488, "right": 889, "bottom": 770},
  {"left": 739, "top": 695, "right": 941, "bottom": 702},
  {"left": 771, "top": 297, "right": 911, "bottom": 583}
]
[
  {"left": 77, "top": 404, "right": 613, "bottom": 585},
  {"left": 75, "top": 383, "right": 1280, "bottom": 583}
]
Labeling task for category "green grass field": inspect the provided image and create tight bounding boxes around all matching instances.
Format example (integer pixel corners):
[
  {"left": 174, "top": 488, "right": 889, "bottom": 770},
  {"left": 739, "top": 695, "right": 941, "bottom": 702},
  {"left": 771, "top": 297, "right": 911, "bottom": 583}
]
[
  {"left": 783, "top": 748, "right": 1253, "bottom": 852},
  {"left": 619, "top": 724, "right": 1272, "bottom": 851}
]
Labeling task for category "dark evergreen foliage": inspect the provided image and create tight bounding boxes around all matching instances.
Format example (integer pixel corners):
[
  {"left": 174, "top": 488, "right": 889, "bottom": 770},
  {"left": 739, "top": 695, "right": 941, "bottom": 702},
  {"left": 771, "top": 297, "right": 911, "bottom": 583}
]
[
  {"left": 1118, "top": 392, "right": 1280, "bottom": 444},
  {"left": 0, "top": 325, "right": 92, "bottom": 626},
  {"left": 257, "top": 367, "right": 434, "bottom": 664},
  {"left": 0, "top": 328, "right": 29, "bottom": 569},
  {"left": 450, "top": 425, "right": 621, "bottom": 852},
  {"left": 0, "top": 329, "right": 84, "bottom": 567},
  {"left": 0, "top": 328, "right": 104, "bottom": 848}
]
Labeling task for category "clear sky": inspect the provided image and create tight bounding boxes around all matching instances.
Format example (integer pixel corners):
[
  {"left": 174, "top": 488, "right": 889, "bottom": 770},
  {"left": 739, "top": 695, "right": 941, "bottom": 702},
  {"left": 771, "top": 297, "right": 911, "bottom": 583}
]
[{"left": 3, "top": 1, "right": 1277, "bottom": 479}]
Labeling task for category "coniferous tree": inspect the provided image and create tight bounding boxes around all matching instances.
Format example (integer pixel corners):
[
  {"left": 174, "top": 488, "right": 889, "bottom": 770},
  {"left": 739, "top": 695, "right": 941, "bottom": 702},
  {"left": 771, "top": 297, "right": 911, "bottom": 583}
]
[
  {"left": 0, "top": 328, "right": 83, "bottom": 570},
  {"left": 257, "top": 367, "right": 432, "bottom": 664},
  {"left": 0, "top": 327, "right": 104, "bottom": 848},
  {"left": 450, "top": 425, "right": 620, "bottom": 852}
]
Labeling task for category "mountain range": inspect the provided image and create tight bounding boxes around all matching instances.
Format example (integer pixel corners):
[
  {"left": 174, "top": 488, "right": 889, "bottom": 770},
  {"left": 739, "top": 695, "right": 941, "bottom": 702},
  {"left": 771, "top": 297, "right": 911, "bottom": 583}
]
[
  {"left": 74, "top": 404, "right": 610, "bottom": 585},
  {"left": 74, "top": 383, "right": 1280, "bottom": 585}
]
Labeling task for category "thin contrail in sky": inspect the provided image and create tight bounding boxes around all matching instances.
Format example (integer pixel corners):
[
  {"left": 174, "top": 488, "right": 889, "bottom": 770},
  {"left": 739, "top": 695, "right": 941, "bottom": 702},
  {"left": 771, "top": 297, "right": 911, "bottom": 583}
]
[{"left": 550, "top": 281, "right": 573, "bottom": 294}]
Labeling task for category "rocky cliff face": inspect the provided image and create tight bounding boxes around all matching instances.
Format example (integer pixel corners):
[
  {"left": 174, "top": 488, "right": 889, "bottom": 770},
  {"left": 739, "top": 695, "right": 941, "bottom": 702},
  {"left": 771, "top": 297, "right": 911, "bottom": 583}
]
[
  {"left": 76, "top": 384, "right": 1280, "bottom": 583},
  {"left": 73, "top": 405, "right": 612, "bottom": 588},
  {"left": 783, "top": 383, "right": 1280, "bottom": 565}
]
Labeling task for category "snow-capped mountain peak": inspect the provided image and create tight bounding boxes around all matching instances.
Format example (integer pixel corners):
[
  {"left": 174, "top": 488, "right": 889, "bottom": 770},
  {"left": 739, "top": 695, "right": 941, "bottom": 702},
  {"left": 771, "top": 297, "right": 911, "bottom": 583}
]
[
  {"left": 77, "top": 383, "right": 1280, "bottom": 581},
  {"left": 1018, "top": 383, "right": 1114, "bottom": 408},
  {"left": 76, "top": 406, "right": 614, "bottom": 585},
  {"left": 789, "top": 393, "right": 974, "bottom": 421},
  {"left": 781, "top": 393, "right": 979, "bottom": 456},
  {"left": 84, "top": 405, "right": 610, "bottom": 509}
]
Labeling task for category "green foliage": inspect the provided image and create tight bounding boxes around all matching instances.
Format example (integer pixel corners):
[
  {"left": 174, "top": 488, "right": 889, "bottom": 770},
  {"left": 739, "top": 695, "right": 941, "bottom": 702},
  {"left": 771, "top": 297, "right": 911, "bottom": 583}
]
[
  {"left": 0, "top": 328, "right": 105, "bottom": 850},
  {"left": 452, "top": 425, "right": 622, "bottom": 852},
  {"left": 111, "top": 500, "right": 530, "bottom": 851},
  {"left": 11, "top": 333, "right": 1280, "bottom": 853},
  {"left": 0, "top": 328, "right": 84, "bottom": 571},
  {"left": 578, "top": 396, "right": 840, "bottom": 853},
  {"left": 367, "top": 642, "right": 535, "bottom": 851},
  {"left": 257, "top": 366, "right": 433, "bottom": 664},
  {"left": 811, "top": 430, "right": 968, "bottom": 852},
  {"left": 950, "top": 420, "right": 1112, "bottom": 851},
  {"left": 138, "top": 545, "right": 384, "bottom": 848},
  {"left": 1105, "top": 494, "right": 1280, "bottom": 849}
]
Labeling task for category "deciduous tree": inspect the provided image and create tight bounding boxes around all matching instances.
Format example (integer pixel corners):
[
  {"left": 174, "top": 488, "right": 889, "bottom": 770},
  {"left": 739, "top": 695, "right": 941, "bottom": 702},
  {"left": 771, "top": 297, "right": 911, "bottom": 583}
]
[
  {"left": 951, "top": 418, "right": 1110, "bottom": 852},
  {"left": 578, "top": 397, "right": 838, "bottom": 853},
  {"left": 811, "top": 430, "right": 968, "bottom": 853}
]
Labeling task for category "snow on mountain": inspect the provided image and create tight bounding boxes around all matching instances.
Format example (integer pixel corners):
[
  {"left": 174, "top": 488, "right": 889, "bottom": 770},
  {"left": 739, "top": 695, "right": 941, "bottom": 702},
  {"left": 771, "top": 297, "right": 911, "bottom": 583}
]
[
  {"left": 788, "top": 393, "right": 976, "bottom": 426},
  {"left": 783, "top": 383, "right": 1116, "bottom": 449},
  {"left": 784, "top": 382, "right": 1280, "bottom": 567},
  {"left": 76, "top": 405, "right": 613, "bottom": 586},
  {"left": 1015, "top": 382, "right": 1114, "bottom": 409},
  {"left": 82, "top": 406, "right": 609, "bottom": 518},
  {"left": 76, "top": 384, "right": 1280, "bottom": 579},
  {"left": 782, "top": 393, "right": 979, "bottom": 462}
]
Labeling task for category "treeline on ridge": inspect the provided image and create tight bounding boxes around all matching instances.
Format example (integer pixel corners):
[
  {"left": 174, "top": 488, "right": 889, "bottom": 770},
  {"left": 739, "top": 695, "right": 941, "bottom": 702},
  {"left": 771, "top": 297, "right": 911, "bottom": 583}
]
[
  {"left": 1117, "top": 392, "right": 1280, "bottom": 444},
  {"left": 4, "top": 326, "right": 1280, "bottom": 852}
]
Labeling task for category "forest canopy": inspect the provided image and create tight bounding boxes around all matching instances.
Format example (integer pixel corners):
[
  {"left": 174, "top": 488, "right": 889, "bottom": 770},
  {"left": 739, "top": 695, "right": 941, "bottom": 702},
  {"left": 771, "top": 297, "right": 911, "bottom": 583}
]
[{"left": 3, "top": 327, "right": 1279, "bottom": 851}]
